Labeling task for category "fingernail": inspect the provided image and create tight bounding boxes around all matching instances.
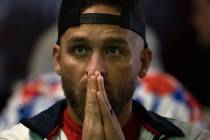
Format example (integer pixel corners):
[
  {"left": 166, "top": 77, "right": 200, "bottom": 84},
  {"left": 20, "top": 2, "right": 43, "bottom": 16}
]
[
  {"left": 97, "top": 75, "right": 103, "bottom": 82},
  {"left": 95, "top": 71, "right": 100, "bottom": 76}
]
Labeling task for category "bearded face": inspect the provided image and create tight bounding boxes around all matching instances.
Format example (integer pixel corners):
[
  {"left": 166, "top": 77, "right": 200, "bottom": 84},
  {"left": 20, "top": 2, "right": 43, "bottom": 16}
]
[
  {"left": 53, "top": 22, "right": 146, "bottom": 122},
  {"left": 61, "top": 73, "right": 137, "bottom": 121}
]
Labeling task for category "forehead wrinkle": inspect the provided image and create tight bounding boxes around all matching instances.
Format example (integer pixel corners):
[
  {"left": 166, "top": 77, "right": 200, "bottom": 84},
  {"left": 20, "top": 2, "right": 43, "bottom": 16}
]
[{"left": 103, "top": 37, "right": 128, "bottom": 45}]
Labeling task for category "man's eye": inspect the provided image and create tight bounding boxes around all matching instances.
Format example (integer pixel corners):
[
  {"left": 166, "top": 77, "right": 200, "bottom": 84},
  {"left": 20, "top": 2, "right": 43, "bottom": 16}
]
[
  {"left": 73, "top": 46, "right": 89, "bottom": 55},
  {"left": 105, "top": 46, "right": 121, "bottom": 56}
]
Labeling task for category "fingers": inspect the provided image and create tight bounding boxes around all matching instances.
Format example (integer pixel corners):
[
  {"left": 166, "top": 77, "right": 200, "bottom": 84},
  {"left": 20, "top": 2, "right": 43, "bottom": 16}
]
[
  {"left": 96, "top": 90, "right": 125, "bottom": 140},
  {"left": 96, "top": 88, "right": 119, "bottom": 127},
  {"left": 85, "top": 71, "right": 99, "bottom": 115},
  {"left": 82, "top": 71, "right": 104, "bottom": 140},
  {"left": 95, "top": 71, "right": 111, "bottom": 109},
  {"left": 84, "top": 71, "right": 125, "bottom": 140},
  {"left": 96, "top": 71, "right": 119, "bottom": 123},
  {"left": 96, "top": 91, "right": 113, "bottom": 122}
]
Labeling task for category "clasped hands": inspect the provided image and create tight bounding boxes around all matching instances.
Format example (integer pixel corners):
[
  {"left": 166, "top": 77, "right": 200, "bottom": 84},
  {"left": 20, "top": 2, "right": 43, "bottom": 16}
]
[{"left": 82, "top": 71, "right": 126, "bottom": 140}]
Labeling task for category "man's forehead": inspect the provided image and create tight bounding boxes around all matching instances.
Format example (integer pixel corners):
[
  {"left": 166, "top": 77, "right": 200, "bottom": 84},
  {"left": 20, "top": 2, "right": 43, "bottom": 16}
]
[
  {"left": 62, "top": 24, "right": 132, "bottom": 41},
  {"left": 60, "top": 24, "right": 144, "bottom": 49}
]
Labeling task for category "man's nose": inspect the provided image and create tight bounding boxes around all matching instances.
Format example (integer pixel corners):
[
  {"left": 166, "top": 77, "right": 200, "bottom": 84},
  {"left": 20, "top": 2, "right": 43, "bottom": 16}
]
[{"left": 85, "top": 53, "right": 106, "bottom": 75}]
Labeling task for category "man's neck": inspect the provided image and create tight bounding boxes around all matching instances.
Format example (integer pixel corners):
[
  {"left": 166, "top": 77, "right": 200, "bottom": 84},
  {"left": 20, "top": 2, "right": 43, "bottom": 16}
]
[{"left": 66, "top": 103, "right": 83, "bottom": 126}]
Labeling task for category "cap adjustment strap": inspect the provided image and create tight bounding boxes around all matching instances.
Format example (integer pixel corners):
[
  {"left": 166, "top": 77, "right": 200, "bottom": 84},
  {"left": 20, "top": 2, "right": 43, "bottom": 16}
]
[{"left": 80, "top": 13, "right": 121, "bottom": 25}]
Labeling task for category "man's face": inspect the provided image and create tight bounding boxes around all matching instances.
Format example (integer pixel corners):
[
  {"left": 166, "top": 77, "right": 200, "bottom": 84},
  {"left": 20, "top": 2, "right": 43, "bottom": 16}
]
[{"left": 53, "top": 5, "right": 149, "bottom": 121}]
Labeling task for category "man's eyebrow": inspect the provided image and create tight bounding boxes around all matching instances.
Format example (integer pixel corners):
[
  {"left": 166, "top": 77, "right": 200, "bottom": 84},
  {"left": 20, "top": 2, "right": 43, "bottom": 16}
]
[
  {"left": 103, "top": 37, "right": 128, "bottom": 46},
  {"left": 66, "top": 37, "right": 90, "bottom": 45}
]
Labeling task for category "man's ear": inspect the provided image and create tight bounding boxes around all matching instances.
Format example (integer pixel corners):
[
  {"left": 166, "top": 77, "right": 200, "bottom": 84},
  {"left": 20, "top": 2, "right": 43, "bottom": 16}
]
[
  {"left": 52, "top": 44, "right": 62, "bottom": 76},
  {"left": 139, "top": 48, "right": 152, "bottom": 78}
]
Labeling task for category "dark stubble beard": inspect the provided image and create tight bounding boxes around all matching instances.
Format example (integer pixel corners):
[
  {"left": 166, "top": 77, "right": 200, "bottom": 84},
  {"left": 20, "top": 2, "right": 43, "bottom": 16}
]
[{"left": 61, "top": 76, "right": 137, "bottom": 122}]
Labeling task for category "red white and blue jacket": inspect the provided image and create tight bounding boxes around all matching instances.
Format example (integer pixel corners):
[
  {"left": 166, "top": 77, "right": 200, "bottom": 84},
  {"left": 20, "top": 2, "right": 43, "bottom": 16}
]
[{"left": 2, "top": 99, "right": 210, "bottom": 140}]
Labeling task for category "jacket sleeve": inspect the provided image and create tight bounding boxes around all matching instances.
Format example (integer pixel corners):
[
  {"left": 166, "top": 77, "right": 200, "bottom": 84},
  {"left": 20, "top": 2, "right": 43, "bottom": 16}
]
[
  {"left": 195, "top": 129, "right": 210, "bottom": 140},
  {"left": 169, "top": 119, "right": 210, "bottom": 140}
]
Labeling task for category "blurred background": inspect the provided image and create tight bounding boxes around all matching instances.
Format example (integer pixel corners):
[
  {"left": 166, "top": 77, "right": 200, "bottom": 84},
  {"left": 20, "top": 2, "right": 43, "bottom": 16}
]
[
  {"left": 0, "top": 0, "right": 210, "bottom": 130},
  {"left": 0, "top": 0, "right": 61, "bottom": 111}
]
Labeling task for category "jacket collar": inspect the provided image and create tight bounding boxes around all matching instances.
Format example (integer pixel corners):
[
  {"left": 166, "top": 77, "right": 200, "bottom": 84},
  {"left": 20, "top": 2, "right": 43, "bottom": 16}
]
[
  {"left": 133, "top": 100, "right": 185, "bottom": 138},
  {"left": 20, "top": 99, "right": 184, "bottom": 138},
  {"left": 20, "top": 99, "right": 67, "bottom": 137}
]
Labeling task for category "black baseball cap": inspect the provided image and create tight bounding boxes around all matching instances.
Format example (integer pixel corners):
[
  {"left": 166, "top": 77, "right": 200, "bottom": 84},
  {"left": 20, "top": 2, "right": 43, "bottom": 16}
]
[{"left": 57, "top": 0, "right": 147, "bottom": 47}]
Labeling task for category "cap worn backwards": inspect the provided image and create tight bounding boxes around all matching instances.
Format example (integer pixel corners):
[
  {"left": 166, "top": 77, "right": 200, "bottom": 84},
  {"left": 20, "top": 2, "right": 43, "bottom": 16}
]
[{"left": 57, "top": 0, "right": 147, "bottom": 47}]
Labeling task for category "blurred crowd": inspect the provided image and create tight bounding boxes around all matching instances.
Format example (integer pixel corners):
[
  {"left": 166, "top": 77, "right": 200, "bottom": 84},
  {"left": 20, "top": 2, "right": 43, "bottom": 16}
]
[
  {"left": 0, "top": 0, "right": 61, "bottom": 111},
  {"left": 0, "top": 0, "right": 210, "bottom": 131}
]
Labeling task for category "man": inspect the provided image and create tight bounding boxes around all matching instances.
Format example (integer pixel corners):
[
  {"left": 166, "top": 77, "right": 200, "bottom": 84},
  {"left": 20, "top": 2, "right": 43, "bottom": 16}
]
[{"left": 0, "top": 0, "right": 209, "bottom": 139}]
